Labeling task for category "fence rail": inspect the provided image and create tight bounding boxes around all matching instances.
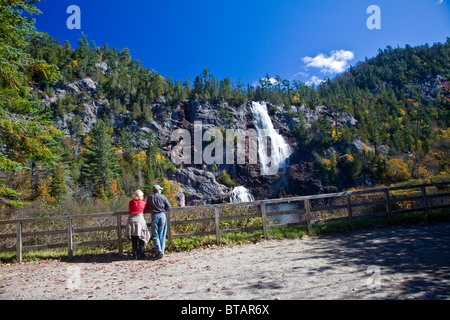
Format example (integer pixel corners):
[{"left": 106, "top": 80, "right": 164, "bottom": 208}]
[{"left": 1, "top": 182, "right": 449, "bottom": 262}]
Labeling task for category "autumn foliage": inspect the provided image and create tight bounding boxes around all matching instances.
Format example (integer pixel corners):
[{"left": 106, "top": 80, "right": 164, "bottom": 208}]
[{"left": 386, "top": 158, "right": 411, "bottom": 183}]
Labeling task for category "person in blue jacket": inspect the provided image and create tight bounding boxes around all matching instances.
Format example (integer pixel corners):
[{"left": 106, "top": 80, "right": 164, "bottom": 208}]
[{"left": 145, "top": 185, "right": 171, "bottom": 259}]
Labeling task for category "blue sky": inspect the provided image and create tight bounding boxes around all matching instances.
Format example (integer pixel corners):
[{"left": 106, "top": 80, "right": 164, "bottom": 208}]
[{"left": 34, "top": 0, "right": 450, "bottom": 86}]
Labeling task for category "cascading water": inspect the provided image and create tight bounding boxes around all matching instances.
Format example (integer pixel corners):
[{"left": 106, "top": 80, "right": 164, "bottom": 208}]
[
  {"left": 228, "top": 186, "right": 255, "bottom": 203},
  {"left": 250, "top": 101, "right": 292, "bottom": 175}
]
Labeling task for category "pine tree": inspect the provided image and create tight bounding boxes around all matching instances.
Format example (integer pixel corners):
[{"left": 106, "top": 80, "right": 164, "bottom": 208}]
[
  {"left": 317, "top": 115, "right": 334, "bottom": 148},
  {"left": 0, "top": 0, "right": 62, "bottom": 208},
  {"left": 80, "top": 120, "right": 121, "bottom": 197},
  {"left": 50, "top": 164, "right": 68, "bottom": 202},
  {"left": 143, "top": 163, "right": 155, "bottom": 196}
]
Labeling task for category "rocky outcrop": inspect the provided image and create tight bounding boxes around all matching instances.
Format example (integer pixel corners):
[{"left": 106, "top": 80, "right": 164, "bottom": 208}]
[
  {"left": 95, "top": 62, "right": 108, "bottom": 75},
  {"left": 403, "top": 74, "right": 444, "bottom": 105},
  {"left": 38, "top": 77, "right": 378, "bottom": 205},
  {"left": 296, "top": 104, "right": 358, "bottom": 128},
  {"left": 166, "top": 167, "right": 230, "bottom": 206},
  {"left": 65, "top": 77, "right": 98, "bottom": 94}
]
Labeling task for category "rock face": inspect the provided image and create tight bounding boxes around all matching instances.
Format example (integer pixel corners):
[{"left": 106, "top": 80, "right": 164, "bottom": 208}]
[
  {"left": 40, "top": 77, "right": 376, "bottom": 206},
  {"left": 65, "top": 78, "right": 98, "bottom": 93},
  {"left": 297, "top": 104, "right": 358, "bottom": 128},
  {"left": 167, "top": 167, "right": 229, "bottom": 206}
]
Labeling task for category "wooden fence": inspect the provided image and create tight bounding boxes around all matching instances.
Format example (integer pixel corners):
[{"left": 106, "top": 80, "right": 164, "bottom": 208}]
[{"left": 0, "top": 182, "right": 449, "bottom": 262}]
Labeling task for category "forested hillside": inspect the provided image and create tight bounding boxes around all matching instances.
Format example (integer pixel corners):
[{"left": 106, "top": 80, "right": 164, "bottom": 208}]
[{"left": 1, "top": 1, "right": 448, "bottom": 219}]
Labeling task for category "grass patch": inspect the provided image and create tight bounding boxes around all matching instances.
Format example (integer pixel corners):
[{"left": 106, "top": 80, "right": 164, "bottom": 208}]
[
  {"left": 268, "top": 226, "right": 308, "bottom": 240},
  {"left": 0, "top": 244, "right": 119, "bottom": 264},
  {"left": 171, "top": 236, "right": 216, "bottom": 252}
]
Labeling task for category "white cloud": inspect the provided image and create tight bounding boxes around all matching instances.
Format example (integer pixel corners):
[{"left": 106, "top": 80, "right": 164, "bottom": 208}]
[
  {"left": 254, "top": 77, "right": 278, "bottom": 87},
  {"left": 305, "top": 76, "right": 325, "bottom": 86},
  {"left": 302, "top": 50, "right": 355, "bottom": 74},
  {"left": 268, "top": 77, "right": 278, "bottom": 85},
  {"left": 293, "top": 71, "right": 309, "bottom": 78},
  {"left": 436, "top": 0, "right": 443, "bottom": 4}
]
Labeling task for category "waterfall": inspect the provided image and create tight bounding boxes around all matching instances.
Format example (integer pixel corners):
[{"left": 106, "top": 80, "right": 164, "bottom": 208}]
[
  {"left": 250, "top": 101, "right": 292, "bottom": 175},
  {"left": 228, "top": 186, "right": 255, "bottom": 203}
]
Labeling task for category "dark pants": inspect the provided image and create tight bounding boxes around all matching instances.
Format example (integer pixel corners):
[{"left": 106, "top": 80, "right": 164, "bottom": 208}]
[{"left": 131, "top": 236, "right": 145, "bottom": 259}]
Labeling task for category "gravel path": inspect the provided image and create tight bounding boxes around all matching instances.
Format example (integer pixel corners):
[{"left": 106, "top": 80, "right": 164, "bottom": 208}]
[{"left": 1, "top": 222, "right": 449, "bottom": 300}]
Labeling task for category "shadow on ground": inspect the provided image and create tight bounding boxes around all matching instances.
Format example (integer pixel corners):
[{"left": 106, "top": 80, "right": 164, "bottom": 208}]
[{"left": 291, "top": 222, "right": 450, "bottom": 299}]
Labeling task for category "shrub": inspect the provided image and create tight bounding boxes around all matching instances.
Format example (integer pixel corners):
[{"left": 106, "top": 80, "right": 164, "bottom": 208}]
[
  {"left": 385, "top": 158, "right": 411, "bottom": 183},
  {"left": 217, "top": 171, "right": 235, "bottom": 188}
]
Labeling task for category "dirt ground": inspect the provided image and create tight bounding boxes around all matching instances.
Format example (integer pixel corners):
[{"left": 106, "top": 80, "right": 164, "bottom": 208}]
[{"left": 1, "top": 222, "right": 449, "bottom": 300}]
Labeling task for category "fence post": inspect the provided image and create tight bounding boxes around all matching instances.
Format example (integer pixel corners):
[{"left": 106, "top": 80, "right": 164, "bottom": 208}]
[
  {"left": 116, "top": 214, "right": 123, "bottom": 256},
  {"left": 214, "top": 206, "right": 221, "bottom": 244},
  {"left": 304, "top": 199, "right": 313, "bottom": 234},
  {"left": 166, "top": 211, "right": 173, "bottom": 251},
  {"left": 67, "top": 217, "right": 73, "bottom": 260},
  {"left": 384, "top": 189, "right": 393, "bottom": 226},
  {"left": 346, "top": 195, "right": 354, "bottom": 231},
  {"left": 16, "top": 221, "right": 22, "bottom": 263},
  {"left": 260, "top": 202, "right": 269, "bottom": 239},
  {"left": 421, "top": 186, "right": 430, "bottom": 221}
]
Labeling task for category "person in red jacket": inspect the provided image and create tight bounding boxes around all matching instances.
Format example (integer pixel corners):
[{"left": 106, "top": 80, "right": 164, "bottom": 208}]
[{"left": 125, "top": 190, "right": 150, "bottom": 260}]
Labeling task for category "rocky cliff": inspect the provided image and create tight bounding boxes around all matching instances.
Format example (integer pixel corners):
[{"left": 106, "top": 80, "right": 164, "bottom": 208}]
[{"left": 37, "top": 76, "right": 367, "bottom": 206}]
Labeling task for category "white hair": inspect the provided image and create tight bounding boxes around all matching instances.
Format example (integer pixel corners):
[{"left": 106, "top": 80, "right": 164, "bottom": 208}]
[{"left": 132, "top": 189, "right": 144, "bottom": 200}]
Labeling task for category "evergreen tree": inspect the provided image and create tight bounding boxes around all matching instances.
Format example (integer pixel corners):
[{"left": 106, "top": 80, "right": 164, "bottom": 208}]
[
  {"left": 0, "top": 0, "right": 62, "bottom": 208},
  {"left": 292, "top": 113, "right": 307, "bottom": 140},
  {"left": 80, "top": 120, "right": 121, "bottom": 197},
  {"left": 143, "top": 163, "right": 155, "bottom": 196},
  {"left": 317, "top": 115, "right": 334, "bottom": 148},
  {"left": 50, "top": 164, "right": 68, "bottom": 202}
]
